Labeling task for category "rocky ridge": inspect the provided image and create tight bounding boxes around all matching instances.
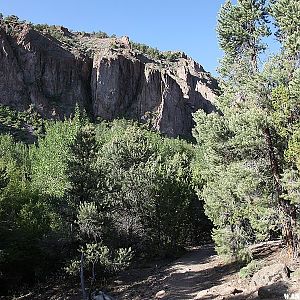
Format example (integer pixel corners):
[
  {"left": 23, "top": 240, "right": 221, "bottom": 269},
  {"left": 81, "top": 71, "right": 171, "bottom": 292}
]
[{"left": 0, "top": 18, "right": 218, "bottom": 138}]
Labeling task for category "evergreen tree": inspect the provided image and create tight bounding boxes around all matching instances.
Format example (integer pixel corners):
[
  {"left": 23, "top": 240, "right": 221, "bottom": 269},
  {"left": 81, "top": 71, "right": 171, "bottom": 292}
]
[
  {"left": 271, "top": 0, "right": 300, "bottom": 56},
  {"left": 217, "top": 0, "right": 270, "bottom": 72},
  {"left": 194, "top": 0, "right": 299, "bottom": 259},
  {"left": 67, "top": 124, "right": 99, "bottom": 207},
  {"left": 66, "top": 123, "right": 133, "bottom": 297}
]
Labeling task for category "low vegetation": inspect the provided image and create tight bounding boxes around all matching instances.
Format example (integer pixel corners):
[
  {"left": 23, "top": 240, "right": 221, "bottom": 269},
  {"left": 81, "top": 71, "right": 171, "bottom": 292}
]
[
  {"left": 0, "top": 110, "right": 210, "bottom": 295},
  {"left": 0, "top": 104, "right": 44, "bottom": 143},
  {"left": 239, "top": 260, "right": 265, "bottom": 279},
  {"left": 131, "top": 41, "right": 182, "bottom": 61}
]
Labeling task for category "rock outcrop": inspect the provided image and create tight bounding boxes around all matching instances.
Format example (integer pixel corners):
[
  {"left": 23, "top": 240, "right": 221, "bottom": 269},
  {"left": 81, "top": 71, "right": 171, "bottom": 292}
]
[
  {"left": 0, "top": 21, "right": 218, "bottom": 137},
  {"left": 0, "top": 24, "right": 92, "bottom": 117}
]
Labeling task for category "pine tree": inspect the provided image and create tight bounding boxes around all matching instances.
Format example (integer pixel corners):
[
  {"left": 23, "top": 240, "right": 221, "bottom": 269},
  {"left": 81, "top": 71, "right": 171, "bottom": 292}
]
[
  {"left": 217, "top": 0, "right": 270, "bottom": 72},
  {"left": 193, "top": 0, "right": 300, "bottom": 259},
  {"left": 65, "top": 124, "right": 133, "bottom": 296},
  {"left": 67, "top": 124, "right": 99, "bottom": 207},
  {"left": 271, "top": 0, "right": 300, "bottom": 57}
]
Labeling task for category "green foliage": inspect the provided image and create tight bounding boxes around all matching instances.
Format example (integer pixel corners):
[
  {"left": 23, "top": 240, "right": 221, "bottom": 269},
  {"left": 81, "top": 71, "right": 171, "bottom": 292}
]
[
  {"left": 92, "top": 31, "right": 109, "bottom": 38},
  {"left": 0, "top": 105, "right": 44, "bottom": 143},
  {"left": 213, "top": 227, "right": 253, "bottom": 263},
  {"left": 30, "top": 107, "right": 86, "bottom": 197},
  {"left": 65, "top": 243, "right": 133, "bottom": 277},
  {"left": 217, "top": 0, "right": 270, "bottom": 80},
  {"left": 0, "top": 15, "right": 27, "bottom": 35},
  {"left": 263, "top": 49, "right": 300, "bottom": 248},
  {"left": 65, "top": 126, "right": 134, "bottom": 287},
  {"left": 193, "top": 0, "right": 300, "bottom": 261},
  {"left": 31, "top": 23, "right": 91, "bottom": 55},
  {"left": 281, "top": 169, "right": 300, "bottom": 205},
  {"left": 0, "top": 134, "right": 64, "bottom": 292},
  {"left": 76, "top": 202, "right": 104, "bottom": 240},
  {"left": 286, "top": 126, "right": 300, "bottom": 169},
  {"left": 131, "top": 42, "right": 162, "bottom": 59},
  {"left": 217, "top": 0, "right": 270, "bottom": 58},
  {"left": 67, "top": 124, "right": 101, "bottom": 207},
  {"left": 94, "top": 120, "right": 208, "bottom": 255},
  {"left": 0, "top": 165, "right": 9, "bottom": 190},
  {"left": 65, "top": 259, "right": 81, "bottom": 276},
  {"left": 192, "top": 107, "right": 279, "bottom": 261},
  {"left": 239, "top": 259, "right": 264, "bottom": 279},
  {"left": 271, "top": 0, "right": 300, "bottom": 55},
  {"left": 131, "top": 41, "right": 182, "bottom": 61}
]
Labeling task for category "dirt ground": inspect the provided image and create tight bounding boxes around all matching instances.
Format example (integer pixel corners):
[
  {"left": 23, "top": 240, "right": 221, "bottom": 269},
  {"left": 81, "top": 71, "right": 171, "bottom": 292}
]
[
  {"left": 110, "top": 242, "right": 299, "bottom": 300},
  {"left": 6, "top": 241, "right": 300, "bottom": 300}
]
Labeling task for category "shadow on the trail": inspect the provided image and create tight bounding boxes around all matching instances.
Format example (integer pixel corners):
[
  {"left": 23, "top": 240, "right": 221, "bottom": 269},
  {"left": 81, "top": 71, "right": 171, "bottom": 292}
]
[
  {"left": 111, "top": 242, "right": 286, "bottom": 300},
  {"left": 161, "top": 260, "right": 241, "bottom": 300},
  {"left": 112, "top": 244, "right": 242, "bottom": 300},
  {"left": 169, "top": 244, "right": 217, "bottom": 268},
  {"left": 110, "top": 245, "right": 216, "bottom": 299}
]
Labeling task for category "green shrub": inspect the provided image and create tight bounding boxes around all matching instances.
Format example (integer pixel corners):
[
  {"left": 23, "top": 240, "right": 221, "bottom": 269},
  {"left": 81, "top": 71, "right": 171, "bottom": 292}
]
[
  {"left": 130, "top": 42, "right": 181, "bottom": 61},
  {"left": 92, "top": 31, "right": 109, "bottom": 38},
  {"left": 239, "top": 260, "right": 264, "bottom": 279}
]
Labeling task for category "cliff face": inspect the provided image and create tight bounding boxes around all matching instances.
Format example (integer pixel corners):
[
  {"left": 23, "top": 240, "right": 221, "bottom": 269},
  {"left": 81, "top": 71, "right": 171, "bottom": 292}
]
[
  {"left": 0, "top": 25, "right": 92, "bottom": 117},
  {"left": 0, "top": 22, "right": 218, "bottom": 138}
]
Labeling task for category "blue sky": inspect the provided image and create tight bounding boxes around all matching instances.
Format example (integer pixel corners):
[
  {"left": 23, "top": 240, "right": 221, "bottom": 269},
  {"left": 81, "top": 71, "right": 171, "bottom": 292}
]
[
  {"left": 1, "top": 1, "right": 227, "bottom": 75},
  {"left": 1, "top": 1, "right": 279, "bottom": 76}
]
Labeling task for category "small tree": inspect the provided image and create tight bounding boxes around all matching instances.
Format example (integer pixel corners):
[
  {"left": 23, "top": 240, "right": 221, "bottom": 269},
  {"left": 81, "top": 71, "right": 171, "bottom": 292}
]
[
  {"left": 66, "top": 124, "right": 133, "bottom": 298},
  {"left": 67, "top": 124, "right": 100, "bottom": 207}
]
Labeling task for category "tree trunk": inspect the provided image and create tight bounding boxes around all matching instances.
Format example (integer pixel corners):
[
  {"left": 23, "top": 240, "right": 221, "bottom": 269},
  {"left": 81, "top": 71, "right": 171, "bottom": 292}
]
[
  {"left": 89, "top": 262, "right": 96, "bottom": 299},
  {"left": 264, "top": 127, "right": 298, "bottom": 258},
  {"left": 80, "top": 252, "right": 87, "bottom": 300}
]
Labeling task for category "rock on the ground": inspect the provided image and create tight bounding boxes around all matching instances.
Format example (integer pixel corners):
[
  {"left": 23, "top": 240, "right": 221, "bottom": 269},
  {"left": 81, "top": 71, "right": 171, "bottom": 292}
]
[
  {"left": 196, "top": 284, "right": 243, "bottom": 299},
  {"left": 257, "top": 281, "right": 289, "bottom": 299},
  {"left": 196, "top": 289, "right": 215, "bottom": 299},
  {"left": 251, "top": 263, "right": 288, "bottom": 289},
  {"left": 155, "top": 290, "right": 166, "bottom": 298}
]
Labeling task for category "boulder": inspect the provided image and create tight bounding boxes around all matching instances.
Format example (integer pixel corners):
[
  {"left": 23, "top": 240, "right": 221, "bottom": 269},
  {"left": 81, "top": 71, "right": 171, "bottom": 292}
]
[
  {"left": 257, "top": 281, "right": 289, "bottom": 299},
  {"left": 92, "top": 291, "right": 115, "bottom": 300},
  {"left": 251, "top": 263, "right": 288, "bottom": 288}
]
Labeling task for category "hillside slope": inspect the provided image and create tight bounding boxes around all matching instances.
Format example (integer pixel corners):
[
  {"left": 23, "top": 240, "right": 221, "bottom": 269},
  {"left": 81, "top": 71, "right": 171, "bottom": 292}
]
[{"left": 0, "top": 17, "right": 218, "bottom": 138}]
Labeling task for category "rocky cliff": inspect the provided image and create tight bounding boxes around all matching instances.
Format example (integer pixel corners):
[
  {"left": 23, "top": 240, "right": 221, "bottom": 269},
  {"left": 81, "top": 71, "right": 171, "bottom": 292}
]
[{"left": 0, "top": 18, "right": 218, "bottom": 138}]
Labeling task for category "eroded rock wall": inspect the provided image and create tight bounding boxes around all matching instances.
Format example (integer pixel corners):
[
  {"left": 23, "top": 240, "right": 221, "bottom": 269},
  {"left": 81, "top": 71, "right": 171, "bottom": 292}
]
[
  {"left": 0, "top": 25, "right": 92, "bottom": 118},
  {"left": 0, "top": 24, "right": 218, "bottom": 137}
]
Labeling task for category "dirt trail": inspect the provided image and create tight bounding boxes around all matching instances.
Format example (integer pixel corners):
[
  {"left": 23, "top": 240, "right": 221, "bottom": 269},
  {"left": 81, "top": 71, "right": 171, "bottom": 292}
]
[
  {"left": 14, "top": 242, "right": 296, "bottom": 300},
  {"left": 111, "top": 244, "right": 246, "bottom": 300}
]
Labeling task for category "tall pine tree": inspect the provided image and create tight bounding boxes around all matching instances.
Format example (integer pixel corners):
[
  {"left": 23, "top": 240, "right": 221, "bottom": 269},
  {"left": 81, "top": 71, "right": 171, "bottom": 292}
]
[{"left": 193, "top": 0, "right": 299, "bottom": 259}]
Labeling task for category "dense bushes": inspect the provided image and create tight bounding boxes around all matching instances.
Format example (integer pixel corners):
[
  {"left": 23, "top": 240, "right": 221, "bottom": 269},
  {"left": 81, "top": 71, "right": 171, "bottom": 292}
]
[
  {"left": 0, "top": 135, "right": 63, "bottom": 291},
  {"left": 0, "top": 104, "right": 44, "bottom": 143},
  {"left": 0, "top": 116, "right": 210, "bottom": 295}
]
